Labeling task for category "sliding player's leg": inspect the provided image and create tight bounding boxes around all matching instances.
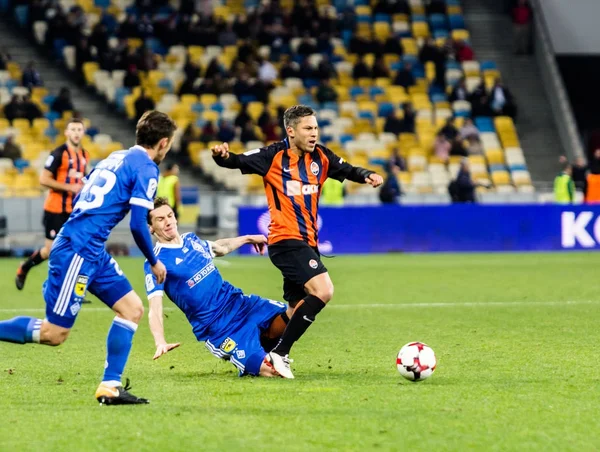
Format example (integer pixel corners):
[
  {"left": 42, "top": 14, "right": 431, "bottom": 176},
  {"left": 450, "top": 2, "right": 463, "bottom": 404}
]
[{"left": 87, "top": 253, "right": 148, "bottom": 405}]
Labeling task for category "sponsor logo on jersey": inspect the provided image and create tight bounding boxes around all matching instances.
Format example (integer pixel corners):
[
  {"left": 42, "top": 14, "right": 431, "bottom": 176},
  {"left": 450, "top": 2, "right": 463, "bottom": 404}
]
[
  {"left": 145, "top": 273, "right": 155, "bottom": 292},
  {"left": 236, "top": 350, "right": 246, "bottom": 359},
  {"left": 70, "top": 302, "right": 81, "bottom": 316},
  {"left": 220, "top": 337, "right": 237, "bottom": 353},
  {"left": 191, "top": 240, "right": 212, "bottom": 259},
  {"left": 74, "top": 275, "right": 89, "bottom": 297},
  {"left": 286, "top": 180, "right": 319, "bottom": 196},
  {"left": 309, "top": 259, "right": 318, "bottom": 269},
  {"left": 186, "top": 262, "right": 216, "bottom": 288}
]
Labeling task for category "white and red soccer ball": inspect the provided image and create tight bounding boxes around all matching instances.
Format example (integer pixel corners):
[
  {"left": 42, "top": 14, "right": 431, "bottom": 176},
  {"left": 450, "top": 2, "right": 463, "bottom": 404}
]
[{"left": 396, "top": 342, "right": 437, "bottom": 381}]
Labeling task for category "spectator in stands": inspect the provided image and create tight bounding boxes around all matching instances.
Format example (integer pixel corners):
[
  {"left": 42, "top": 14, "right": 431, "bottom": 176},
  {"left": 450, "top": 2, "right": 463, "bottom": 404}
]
[
  {"left": 384, "top": 110, "right": 404, "bottom": 136},
  {"left": 426, "top": 0, "right": 446, "bottom": 15},
  {"left": 490, "top": 78, "right": 517, "bottom": 118},
  {"left": 466, "top": 136, "right": 484, "bottom": 156},
  {"left": 0, "top": 135, "right": 22, "bottom": 162},
  {"left": 383, "top": 35, "right": 403, "bottom": 56},
  {"left": 139, "top": 46, "right": 158, "bottom": 71},
  {"left": 234, "top": 104, "right": 252, "bottom": 129},
  {"left": 51, "top": 87, "right": 74, "bottom": 115},
  {"left": 439, "top": 117, "right": 459, "bottom": 141},
  {"left": 370, "top": 34, "right": 385, "bottom": 57},
  {"left": 450, "top": 78, "right": 469, "bottom": 102},
  {"left": 572, "top": 157, "right": 588, "bottom": 192},
  {"left": 317, "top": 55, "right": 337, "bottom": 80},
  {"left": 297, "top": 33, "right": 317, "bottom": 56},
  {"left": 200, "top": 121, "right": 217, "bottom": 143},
  {"left": 134, "top": 89, "right": 155, "bottom": 122},
  {"left": 379, "top": 164, "right": 402, "bottom": 204},
  {"left": 393, "top": 62, "right": 415, "bottom": 88},
  {"left": 388, "top": 147, "right": 406, "bottom": 172},
  {"left": 23, "top": 95, "right": 43, "bottom": 123},
  {"left": 118, "top": 15, "right": 139, "bottom": 39},
  {"left": 279, "top": 56, "right": 300, "bottom": 79},
  {"left": 89, "top": 23, "right": 109, "bottom": 55},
  {"left": 233, "top": 72, "right": 253, "bottom": 102},
  {"left": 352, "top": 55, "right": 371, "bottom": 80},
  {"left": 0, "top": 48, "right": 11, "bottom": 70},
  {"left": 589, "top": 148, "right": 600, "bottom": 174},
  {"left": 455, "top": 40, "right": 474, "bottom": 62},
  {"left": 218, "top": 22, "right": 238, "bottom": 47},
  {"left": 316, "top": 79, "right": 338, "bottom": 105},
  {"left": 240, "top": 120, "right": 259, "bottom": 144},
  {"left": 4, "top": 95, "right": 27, "bottom": 124},
  {"left": 21, "top": 61, "right": 43, "bottom": 90},
  {"left": 205, "top": 58, "right": 225, "bottom": 79},
  {"left": 196, "top": 78, "right": 218, "bottom": 96},
  {"left": 554, "top": 163, "right": 575, "bottom": 204},
  {"left": 75, "top": 37, "right": 93, "bottom": 83},
  {"left": 217, "top": 120, "right": 236, "bottom": 143},
  {"left": 372, "top": 55, "right": 390, "bottom": 79},
  {"left": 400, "top": 103, "right": 416, "bottom": 133},
  {"left": 450, "top": 137, "right": 468, "bottom": 157},
  {"left": 450, "top": 159, "right": 477, "bottom": 203},
  {"left": 262, "top": 117, "right": 281, "bottom": 142},
  {"left": 460, "top": 118, "right": 479, "bottom": 140},
  {"left": 472, "top": 95, "right": 493, "bottom": 117},
  {"left": 434, "top": 132, "right": 451, "bottom": 163},
  {"left": 512, "top": 0, "right": 533, "bottom": 55},
  {"left": 123, "top": 65, "right": 141, "bottom": 89},
  {"left": 298, "top": 59, "right": 316, "bottom": 80},
  {"left": 258, "top": 57, "right": 278, "bottom": 87}
]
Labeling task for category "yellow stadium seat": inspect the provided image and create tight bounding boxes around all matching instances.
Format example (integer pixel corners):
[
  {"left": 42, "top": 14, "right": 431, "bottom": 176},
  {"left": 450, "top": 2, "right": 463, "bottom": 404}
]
[
  {"left": 393, "top": 14, "right": 409, "bottom": 23},
  {"left": 451, "top": 29, "right": 470, "bottom": 41},
  {"left": 491, "top": 171, "right": 511, "bottom": 186},
  {"left": 202, "top": 111, "right": 220, "bottom": 123},
  {"left": 0, "top": 118, "right": 9, "bottom": 131},
  {"left": 411, "top": 22, "right": 430, "bottom": 39},
  {"left": 12, "top": 118, "right": 31, "bottom": 132},
  {"left": 247, "top": 102, "right": 265, "bottom": 120},
  {"left": 213, "top": 5, "right": 229, "bottom": 19},
  {"left": 32, "top": 118, "right": 50, "bottom": 132},
  {"left": 485, "top": 149, "right": 506, "bottom": 165},
  {"left": 128, "top": 38, "right": 143, "bottom": 49},
  {"left": 31, "top": 87, "right": 48, "bottom": 99},
  {"left": 180, "top": 94, "right": 198, "bottom": 105},
  {"left": 447, "top": 5, "right": 462, "bottom": 15},
  {"left": 494, "top": 116, "right": 516, "bottom": 132},
  {"left": 401, "top": 38, "right": 418, "bottom": 55},
  {"left": 374, "top": 22, "right": 391, "bottom": 40},
  {"left": 82, "top": 61, "right": 99, "bottom": 86},
  {"left": 356, "top": 5, "right": 371, "bottom": 16},
  {"left": 200, "top": 94, "right": 218, "bottom": 105}
]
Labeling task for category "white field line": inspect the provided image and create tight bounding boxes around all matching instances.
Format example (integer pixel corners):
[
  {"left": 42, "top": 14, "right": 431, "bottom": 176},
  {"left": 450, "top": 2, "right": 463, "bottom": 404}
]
[{"left": 0, "top": 300, "right": 598, "bottom": 314}]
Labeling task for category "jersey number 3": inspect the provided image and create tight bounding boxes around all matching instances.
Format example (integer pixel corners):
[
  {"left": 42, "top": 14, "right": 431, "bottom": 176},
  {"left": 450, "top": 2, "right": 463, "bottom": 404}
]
[{"left": 75, "top": 169, "right": 117, "bottom": 211}]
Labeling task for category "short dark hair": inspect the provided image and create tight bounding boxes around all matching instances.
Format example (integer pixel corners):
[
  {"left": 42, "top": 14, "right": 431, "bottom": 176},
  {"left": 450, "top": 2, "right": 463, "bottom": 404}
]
[
  {"left": 136, "top": 111, "right": 177, "bottom": 148},
  {"left": 164, "top": 161, "right": 177, "bottom": 171},
  {"left": 66, "top": 118, "right": 85, "bottom": 129},
  {"left": 283, "top": 105, "right": 316, "bottom": 130},
  {"left": 147, "top": 197, "right": 172, "bottom": 225}
]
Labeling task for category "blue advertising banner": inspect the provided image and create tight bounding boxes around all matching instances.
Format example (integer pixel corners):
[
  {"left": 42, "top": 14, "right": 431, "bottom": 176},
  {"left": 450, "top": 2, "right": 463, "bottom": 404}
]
[{"left": 237, "top": 205, "right": 600, "bottom": 254}]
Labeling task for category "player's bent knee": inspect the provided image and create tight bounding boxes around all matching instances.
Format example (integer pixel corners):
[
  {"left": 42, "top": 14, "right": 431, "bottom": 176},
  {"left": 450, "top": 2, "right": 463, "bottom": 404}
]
[
  {"left": 112, "top": 291, "right": 144, "bottom": 324},
  {"left": 40, "top": 321, "right": 70, "bottom": 346}
]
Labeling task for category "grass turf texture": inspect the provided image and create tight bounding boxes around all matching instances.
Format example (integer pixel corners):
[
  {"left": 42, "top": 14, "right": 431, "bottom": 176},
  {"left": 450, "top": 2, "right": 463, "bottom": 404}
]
[{"left": 1, "top": 253, "right": 599, "bottom": 451}]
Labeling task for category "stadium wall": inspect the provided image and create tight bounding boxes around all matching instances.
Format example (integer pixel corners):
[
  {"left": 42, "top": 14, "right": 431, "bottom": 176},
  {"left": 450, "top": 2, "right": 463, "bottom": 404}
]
[{"left": 238, "top": 205, "right": 600, "bottom": 254}]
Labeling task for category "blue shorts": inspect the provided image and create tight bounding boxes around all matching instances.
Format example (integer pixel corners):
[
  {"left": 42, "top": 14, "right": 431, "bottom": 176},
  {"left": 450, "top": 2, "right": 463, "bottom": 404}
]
[
  {"left": 204, "top": 293, "right": 287, "bottom": 376},
  {"left": 43, "top": 237, "right": 133, "bottom": 329}
]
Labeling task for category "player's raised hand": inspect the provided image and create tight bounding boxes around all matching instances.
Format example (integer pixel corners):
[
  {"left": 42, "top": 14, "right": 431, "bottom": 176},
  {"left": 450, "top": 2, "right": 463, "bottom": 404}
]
[
  {"left": 70, "top": 181, "right": 84, "bottom": 194},
  {"left": 211, "top": 142, "right": 230, "bottom": 159},
  {"left": 153, "top": 342, "right": 181, "bottom": 360},
  {"left": 247, "top": 234, "right": 268, "bottom": 255},
  {"left": 152, "top": 259, "right": 167, "bottom": 284},
  {"left": 366, "top": 173, "right": 384, "bottom": 188}
]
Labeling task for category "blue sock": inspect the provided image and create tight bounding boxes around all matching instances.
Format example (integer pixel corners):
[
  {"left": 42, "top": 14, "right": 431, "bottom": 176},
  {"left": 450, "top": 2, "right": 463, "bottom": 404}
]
[
  {"left": 102, "top": 317, "right": 137, "bottom": 386},
  {"left": 0, "top": 316, "right": 42, "bottom": 344}
]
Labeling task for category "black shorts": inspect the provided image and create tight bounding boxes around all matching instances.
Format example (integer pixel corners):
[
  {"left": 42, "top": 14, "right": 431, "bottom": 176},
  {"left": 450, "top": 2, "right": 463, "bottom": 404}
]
[
  {"left": 43, "top": 211, "right": 70, "bottom": 240},
  {"left": 268, "top": 239, "right": 328, "bottom": 304}
]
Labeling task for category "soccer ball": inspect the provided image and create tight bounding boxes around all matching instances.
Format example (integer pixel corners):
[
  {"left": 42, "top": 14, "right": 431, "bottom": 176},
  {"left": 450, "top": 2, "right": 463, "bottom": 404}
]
[{"left": 396, "top": 342, "right": 437, "bottom": 381}]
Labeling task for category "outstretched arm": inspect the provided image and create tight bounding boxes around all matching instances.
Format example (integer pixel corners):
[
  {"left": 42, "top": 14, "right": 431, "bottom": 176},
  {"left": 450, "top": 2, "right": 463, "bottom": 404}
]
[
  {"left": 211, "top": 234, "right": 267, "bottom": 257},
  {"left": 148, "top": 294, "right": 180, "bottom": 360},
  {"left": 324, "top": 147, "right": 383, "bottom": 187},
  {"left": 211, "top": 142, "right": 277, "bottom": 176}
]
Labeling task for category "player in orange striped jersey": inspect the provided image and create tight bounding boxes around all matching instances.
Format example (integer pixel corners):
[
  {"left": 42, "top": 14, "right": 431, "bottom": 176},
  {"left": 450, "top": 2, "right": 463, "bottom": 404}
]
[
  {"left": 212, "top": 105, "right": 383, "bottom": 378},
  {"left": 15, "top": 118, "right": 88, "bottom": 291}
]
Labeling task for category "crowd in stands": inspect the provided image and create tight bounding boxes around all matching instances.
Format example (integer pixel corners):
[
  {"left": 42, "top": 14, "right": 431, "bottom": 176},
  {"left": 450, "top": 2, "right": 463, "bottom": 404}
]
[{"left": 3, "top": 0, "right": 536, "bottom": 198}]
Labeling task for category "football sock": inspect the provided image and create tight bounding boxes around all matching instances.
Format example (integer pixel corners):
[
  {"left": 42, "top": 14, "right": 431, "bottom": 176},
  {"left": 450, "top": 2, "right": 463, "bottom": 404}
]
[
  {"left": 102, "top": 317, "right": 137, "bottom": 386},
  {"left": 260, "top": 313, "right": 290, "bottom": 351},
  {"left": 0, "top": 316, "right": 42, "bottom": 344},
  {"left": 21, "top": 249, "right": 45, "bottom": 272},
  {"left": 272, "top": 295, "right": 325, "bottom": 356}
]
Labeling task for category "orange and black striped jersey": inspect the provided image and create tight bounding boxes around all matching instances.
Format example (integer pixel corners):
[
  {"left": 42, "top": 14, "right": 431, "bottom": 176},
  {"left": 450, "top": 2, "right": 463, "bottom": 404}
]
[
  {"left": 214, "top": 139, "right": 373, "bottom": 247},
  {"left": 43, "top": 143, "right": 88, "bottom": 214}
]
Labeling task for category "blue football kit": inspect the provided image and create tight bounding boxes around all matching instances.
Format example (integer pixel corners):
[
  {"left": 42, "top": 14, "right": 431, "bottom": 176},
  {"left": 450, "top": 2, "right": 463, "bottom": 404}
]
[
  {"left": 144, "top": 233, "right": 286, "bottom": 376},
  {"left": 44, "top": 145, "right": 159, "bottom": 328}
]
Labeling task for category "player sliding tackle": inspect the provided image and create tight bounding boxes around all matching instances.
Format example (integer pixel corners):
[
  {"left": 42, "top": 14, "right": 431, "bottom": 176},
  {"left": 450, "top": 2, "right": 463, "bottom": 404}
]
[
  {"left": 0, "top": 111, "right": 176, "bottom": 405},
  {"left": 212, "top": 105, "right": 383, "bottom": 377},
  {"left": 145, "top": 197, "right": 293, "bottom": 377}
]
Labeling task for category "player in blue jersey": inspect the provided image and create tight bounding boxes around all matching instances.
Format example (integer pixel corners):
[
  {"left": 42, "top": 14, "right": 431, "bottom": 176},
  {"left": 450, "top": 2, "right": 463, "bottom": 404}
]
[
  {"left": 145, "top": 197, "right": 295, "bottom": 378},
  {"left": 0, "top": 111, "right": 177, "bottom": 404}
]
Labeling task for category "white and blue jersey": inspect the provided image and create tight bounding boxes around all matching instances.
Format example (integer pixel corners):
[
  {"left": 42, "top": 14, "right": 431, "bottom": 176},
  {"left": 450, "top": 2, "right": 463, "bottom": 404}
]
[
  {"left": 144, "top": 233, "right": 286, "bottom": 375},
  {"left": 61, "top": 145, "right": 159, "bottom": 257},
  {"left": 43, "top": 145, "right": 159, "bottom": 329}
]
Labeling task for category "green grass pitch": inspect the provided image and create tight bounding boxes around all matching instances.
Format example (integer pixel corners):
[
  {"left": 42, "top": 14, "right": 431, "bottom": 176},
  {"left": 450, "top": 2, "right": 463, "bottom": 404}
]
[{"left": 1, "top": 252, "right": 599, "bottom": 450}]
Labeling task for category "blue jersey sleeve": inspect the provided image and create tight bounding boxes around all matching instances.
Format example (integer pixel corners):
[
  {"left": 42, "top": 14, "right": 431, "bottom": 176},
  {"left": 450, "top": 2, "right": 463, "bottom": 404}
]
[
  {"left": 144, "top": 260, "right": 164, "bottom": 299},
  {"left": 130, "top": 163, "right": 159, "bottom": 210}
]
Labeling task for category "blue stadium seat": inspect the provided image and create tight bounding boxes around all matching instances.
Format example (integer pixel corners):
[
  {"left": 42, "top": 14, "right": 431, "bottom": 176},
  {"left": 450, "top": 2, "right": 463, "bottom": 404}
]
[
  {"left": 448, "top": 15, "right": 466, "bottom": 30},
  {"left": 480, "top": 61, "right": 498, "bottom": 71},
  {"left": 357, "top": 15, "right": 372, "bottom": 23},
  {"left": 53, "top": 39, "right": 67, "bottom": 60},
  {"left": 45, "top": 111, "right": 60, "bottom": 122},
  {"left": 322, "top": 101, "right": 339, "bottom": 112},
  {"left": 378, "top": 102, "right": 395, "bottom": 117},
  {"left": 298, "top": 94, "right": 313, "bottom": 104},
  {"left": 210, "top": 103, "right": 224, "bottom": 113},
  {"left": 14, "top": 5, "right": 28, "bottom": 27},
  {"left": 474, "top": 117, "right": 495, "bottom": 132},
  {"left": 433, "top": 29, "right": 449, "bottom": 39},
  {"left": 509, "top": 164, "right": 528, "bottom": 172},
  {"left": 430, "top": 93, "right": 447, "bottom": 103},
  {"left": 14, "top": 159, "right": 30, "bottom": 171},
  {"left": 94, "top": 0, "right": 110, "bottom": 7},
  {"left": 350, "top": 86, "right": 365, "bottom": 98},
  {"left": 454, "top": 110, "right": 470, "bottom": 118},
  {"left": 412, "top": 14, "right": 427, "bottom": 22},
  {"left": 158, "top": 78, "right": 173, "bottom": 92},
  {"left": 340, "top": 134, "right": 354, "bottom": 145},
  {"left": 374, "top": 14, "right": 390, "bottom": 23},
  {"left": 369, "top": 86, "right": 385, "bottom": 97},
  {"left": 446, "top": 60, "right": 461, "bottom": 70},
  {"left": 191, "top": 103, "right": 204, "bottom": 113},
  {"left": 429, "top": 14, "right": 447, "bottom": 31},
  {"left": 490, "top": 164, "right": 507, "bottom": 172}
]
